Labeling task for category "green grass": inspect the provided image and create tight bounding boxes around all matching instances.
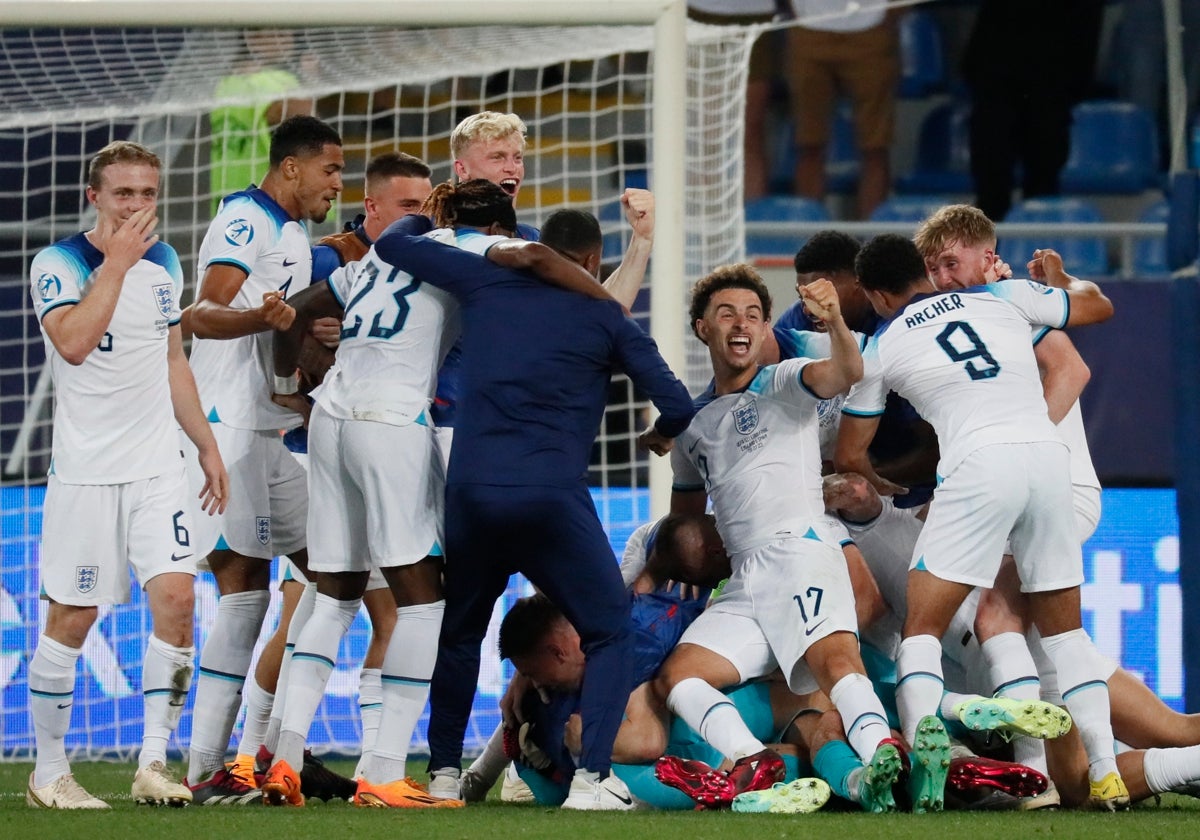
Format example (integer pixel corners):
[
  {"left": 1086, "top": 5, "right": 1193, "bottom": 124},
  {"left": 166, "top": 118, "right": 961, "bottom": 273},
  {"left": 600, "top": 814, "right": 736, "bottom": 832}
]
[{"left": 3, "top": 760, "right": 1197, "bottom": 840}]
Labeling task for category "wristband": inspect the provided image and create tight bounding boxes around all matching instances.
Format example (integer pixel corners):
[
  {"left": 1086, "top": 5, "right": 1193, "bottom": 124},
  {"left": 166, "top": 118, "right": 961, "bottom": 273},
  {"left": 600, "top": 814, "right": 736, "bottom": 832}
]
[{"left": 273, "top": 374, "right": 299, "bottom": 395}]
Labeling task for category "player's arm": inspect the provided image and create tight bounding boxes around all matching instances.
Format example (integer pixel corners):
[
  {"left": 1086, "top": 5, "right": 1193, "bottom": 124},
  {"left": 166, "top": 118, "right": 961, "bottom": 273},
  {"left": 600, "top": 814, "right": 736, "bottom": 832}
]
[
  {"left": 601, "top": 188, "right": 655, "bottom": 310},
  {"left": 1028, "top": 248, "right": 1114, "bottom": 326},
  {"left": 167, "top": 325, "right": 228, "bottom": 514},
  {"left": 189, "top": 263, "right": 296, "bottom": 339},
  {"left": 1035, "top": 328, "right": 1089, "bottom": 425},
  {"left": 272, "top": 279, "right": 343, "bottom": 415},
  {"left": 617, "top": 319, "right": 696, "bottom": 450},
  {"left": 41, "top": 207, "right": 158, "bottom": 365},
  {"left": 834, "top": 413, "right": 908, "bottom": 497},
  {"left": 670, "top": 488, "right": 708, "bottom": 517},
  {"left": 796, "top": 279, "right": 863, "bottom": 399},
  {"left": 485, "top": 240, "right": 614, "bottom": 302}
]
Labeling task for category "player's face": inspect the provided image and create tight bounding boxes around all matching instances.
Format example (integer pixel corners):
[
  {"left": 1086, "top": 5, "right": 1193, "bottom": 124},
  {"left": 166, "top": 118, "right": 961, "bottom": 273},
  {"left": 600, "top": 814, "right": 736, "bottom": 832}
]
[
  {"left": 511, "top": 641, "right": 586, "bottom": 693},
  {"left": 87, "top": 163, "right": 159, "bottom": 226},
  {"left": 796, "top": 269, "right": 871, "bottom": 332},
  {"left": 292, "top": 143, "right": 345, "bottom": 223},
  {"left": 697, "top": 287, "right": 768, "bottom": 373},
  {"left": 367, "top": 175, "right": 434, "bottom": 229},
  {"left": 454, "top": 134, "right": 524, "bottom": 202},
  {"left": 926, "top": 239, "right": 993, "bottom": 291}
]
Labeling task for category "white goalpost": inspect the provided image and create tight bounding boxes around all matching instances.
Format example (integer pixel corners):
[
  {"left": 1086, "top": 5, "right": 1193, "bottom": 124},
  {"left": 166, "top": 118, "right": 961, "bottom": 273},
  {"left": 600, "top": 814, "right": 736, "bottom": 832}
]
[{"left": 0, "top": 0, "right": 760, "bottom": 759}]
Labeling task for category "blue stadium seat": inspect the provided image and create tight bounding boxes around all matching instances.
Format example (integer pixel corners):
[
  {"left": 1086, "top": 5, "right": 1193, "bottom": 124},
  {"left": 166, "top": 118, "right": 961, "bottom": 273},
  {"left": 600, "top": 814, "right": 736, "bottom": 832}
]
[
  {"left": 999, "top": 197, "right": 1109, "bottom": 276},
  {"left": 898, "top": 10, "right": 945, "bottom": 98},
  {"left": 896, "top": 100, "right": 972, "bottom": 194},
  {"left": 744, "top": 196, "right": 830, "bottom": 256},
  {"left": 1134, "top": 199, "right": 1170, "bottom": 277},
  {"left": 1060, "top": 100, "right": 1160, "bottom": 194},
  {"left": 868, "top": 194, "right": 952, "bottom": 223},
  {"left": 767, "top": 102, "right": 860, "bottom": 195}
]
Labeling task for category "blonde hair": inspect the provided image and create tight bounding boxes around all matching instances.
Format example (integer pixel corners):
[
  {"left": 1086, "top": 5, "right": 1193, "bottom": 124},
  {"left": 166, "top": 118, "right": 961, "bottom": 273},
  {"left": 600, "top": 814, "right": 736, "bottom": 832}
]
[
  {"left": 450, "top": 111, "right": 527, "bottom": 160},
  {"left": 913, "top": 204, "right": 996, "bottom": 260},
  {"left": 87, "top": 141, "right": 160, "bottom": 192}
]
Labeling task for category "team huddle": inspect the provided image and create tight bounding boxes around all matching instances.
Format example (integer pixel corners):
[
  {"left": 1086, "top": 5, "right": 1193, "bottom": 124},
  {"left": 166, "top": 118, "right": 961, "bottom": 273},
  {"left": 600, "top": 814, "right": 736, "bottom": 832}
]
[{"left": 26, "top": 111, "right": 1200, "bottom": 815}]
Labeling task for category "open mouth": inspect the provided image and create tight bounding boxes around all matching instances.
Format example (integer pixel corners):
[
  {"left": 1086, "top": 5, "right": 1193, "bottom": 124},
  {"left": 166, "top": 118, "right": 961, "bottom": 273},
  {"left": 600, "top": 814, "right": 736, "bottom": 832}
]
[
  {"left": 728, "top": 334, "right": 752, "bottom": 355},
  {"left": 499, "top": 178, "right": 519, "bottom": 196}
]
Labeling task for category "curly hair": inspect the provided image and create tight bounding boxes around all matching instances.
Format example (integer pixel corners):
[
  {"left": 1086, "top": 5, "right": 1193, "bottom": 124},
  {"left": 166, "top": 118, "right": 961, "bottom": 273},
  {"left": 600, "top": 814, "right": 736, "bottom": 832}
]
[
  {"left": 855, "top": 234, "right": 928, "bottom": 295},
  {"left": 421, "top": 178, "right": 517, "bottom": 232},
  {"left": 688, "top": 264, "right": 772, "bottom": 341},
  {"left": 793, "top": 230, "right": 862, "bottom": 276}
]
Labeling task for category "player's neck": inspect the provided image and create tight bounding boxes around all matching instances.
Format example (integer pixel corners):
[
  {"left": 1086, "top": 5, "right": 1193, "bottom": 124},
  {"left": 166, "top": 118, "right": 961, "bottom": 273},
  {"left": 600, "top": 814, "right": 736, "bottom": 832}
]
[
  {"left": 714, "top": 363, "right": 757, "bottom": 396},
  {"left": 257, "top": 173, "right": 302, "bottom": 221}
]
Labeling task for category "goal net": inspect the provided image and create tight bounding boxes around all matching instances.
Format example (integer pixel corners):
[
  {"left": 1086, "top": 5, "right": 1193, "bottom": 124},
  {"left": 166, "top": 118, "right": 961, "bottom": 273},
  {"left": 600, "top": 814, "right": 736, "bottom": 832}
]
[{"left": 0, "top": 16, "right": 758, "bottom": 759}]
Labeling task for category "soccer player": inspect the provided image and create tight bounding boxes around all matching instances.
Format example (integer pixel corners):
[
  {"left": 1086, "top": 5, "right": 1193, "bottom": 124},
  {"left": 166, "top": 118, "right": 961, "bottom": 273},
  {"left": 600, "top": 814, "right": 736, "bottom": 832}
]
[
  {"left": 27, "top": 141, "right": 228, "bottom": 809},
  {"left": 182, "top": 115, "right": 344, "bottom": 804},
  {"left": 375, "top": 204, "right": 695, "bottom": 810},
  {"left": 834, "top": 233, "right": 1126, "bottom": 811},
  {"left": 638, "top": 265, "right": 908, "bottom": 811}
]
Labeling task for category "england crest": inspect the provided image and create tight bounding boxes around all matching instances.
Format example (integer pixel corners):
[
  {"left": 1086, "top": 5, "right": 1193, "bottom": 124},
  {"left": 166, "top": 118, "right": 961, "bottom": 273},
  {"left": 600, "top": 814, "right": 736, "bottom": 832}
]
[
  {"left": 151, "top": 282, "right": 174, "bottom": 318},
  {"left": 75, "top": 565, "right": 99, "bottom": 594},
  {"left": 256, "top": 516, "right": 271, "bottom": 546},
  {"left": 732, "top": 400, "right": 759, "bottom": 435}
]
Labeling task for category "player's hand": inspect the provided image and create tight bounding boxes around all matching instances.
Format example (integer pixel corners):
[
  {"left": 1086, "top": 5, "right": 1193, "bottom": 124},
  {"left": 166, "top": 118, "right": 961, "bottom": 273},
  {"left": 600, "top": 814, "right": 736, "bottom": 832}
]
[
  {"left": 260, "top": 291, "right": 296, "bottom": 331},
  {"left": 309, "top": 316, "right": 341, "bottom": 349},
  {"left": 637, "top": 425, "right": 673, "bottom": 456},
  {"left": 272, "top": 391, "right": 312, "bottom": 426},
  {"left": 984, "top": 254, "right": 1013, "bottom": 282},
  {"left": 1027, "top": 248, "right": 1065, "bottom": 283},
  {"left": 622, "top": 188, "right": 655, "bottom": 240},
  {"left": 516, "top": 722, "right": 553, "bottom": 771},
  {"left": 822, "top": 472, "right": 883, "bottom": 523},
  {"left": 663, "top": 579, "right": 706, "bottom": 602},
  {"left": 499, "top": 672, "right": 532, "bottom": 729},
  {"left": 196, "top": 445, "right": 229, "bottom": 516},
  {"left": 798, "top": 278, "right": 842, "bottom": 325},
  {"left": 95, "top": 206, "right": 159, "bottom": 277}
]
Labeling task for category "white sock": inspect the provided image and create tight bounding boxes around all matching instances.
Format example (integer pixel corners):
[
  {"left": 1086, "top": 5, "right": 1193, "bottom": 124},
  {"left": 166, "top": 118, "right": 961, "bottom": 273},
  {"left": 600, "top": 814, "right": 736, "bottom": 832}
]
[
  {"left": 265, "top": 581, "right": 317, "bottom": 755},
  {"left": 895, "top": 634, "right": 945, "bottom": 746},
  {"left": 1144, "top": 745, "right": 1200, "bottom": 793},
  {"left": 29, "top": 635, "right": 81, "bottom": 788},
  {"left": 829, "top": 672, "right": 890, "bottom": 761},
  {"left": 981, "top": 631, "right": 1048, "bottom": 775},
  {"left": 355, "top": 667, "right": 383, "bottom": 779},
  {"left": 363, "top": 601, "right": 444, "bottom": 784},
  {"left": 275, "top": 593, "right": 360, "bottom": 770},
  {"left": 1040, "top": 628, "right": 1118, "bottom": 780},
  {"left": 666, "top": 677, "right": 763, "bottom": 762},
  {"left": 187, "top": 589, "right": 270, "bottom": 784},
  {"left": 234, "top": 677, "right": 273, "bottom": 760},
  {"left": 139, "top": 634, "right": 194, "bottom": 769},
  {"left": 466, "top": 723, "right": 509, "bottom": 786}
]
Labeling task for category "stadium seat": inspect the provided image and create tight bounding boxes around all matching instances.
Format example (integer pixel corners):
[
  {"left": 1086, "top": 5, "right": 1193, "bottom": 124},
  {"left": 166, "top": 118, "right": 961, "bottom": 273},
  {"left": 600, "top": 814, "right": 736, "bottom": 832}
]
[
  {"left": 999, "top": 197, "right": 1109, "bottom": 277},
  {"left": 868, "top": 194, "right": 952, "bottom": 223},
  {"left": 744, "top": 196, "right": 830, "bottom": 256},
  {"left": 767, "top": 102, "right": 860, "bottom": 195},
  {"left": 1060, "top": 100, "right": 1160, "bottom": 194},
  {"left": 896, "top": 100, "right": 972, "bottom": 194},
  {"left": 1133, "top": 199, "right": 1170, "bottom": 277},
  {"left": 898, "top": 10, "right": 945, "bottom": 98}
]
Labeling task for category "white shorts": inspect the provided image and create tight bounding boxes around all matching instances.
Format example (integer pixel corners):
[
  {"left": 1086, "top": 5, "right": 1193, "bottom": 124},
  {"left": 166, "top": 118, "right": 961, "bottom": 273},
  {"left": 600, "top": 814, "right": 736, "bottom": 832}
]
[
  {"left": 913, "top": 442, "right": 1083, "bottom": 593},
  {"left": 679, "top": 535, "right": 858, "bottom": 694},
  {"left": 40, "top": 468, "right": 197, "bottom": 606},
  {"left": 1073, "top": 483, "right": 1101, "bottom": 543},
  {"left": 185, "top": 424, "right": 308, "bottom": 561},
  {"left": 306, "top": 405, "right": 444, "bottom": 574}
]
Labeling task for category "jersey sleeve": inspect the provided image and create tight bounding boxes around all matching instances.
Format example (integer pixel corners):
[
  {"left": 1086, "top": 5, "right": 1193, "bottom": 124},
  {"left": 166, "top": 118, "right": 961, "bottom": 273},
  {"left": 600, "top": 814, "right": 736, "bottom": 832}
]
[
  {"left": 146, "top": 241, "right": 184, "bottom": 324},
  {"left": 670, "top": 439, "right": 706, "bottom": 493},
  {"left": 612, "top": 316, "right": 695, "bottom": 438},
  {"left": 842, "top": 338, "right": 887, "bottom": 417},
  {"left": 325, "top": 260, "right": 358, "bottom": 308},
  {"left": 30, "top": 245, "right": 85, "bottom": 322},
  {"left": 202, "top": 201, "right": 270, "bottom": 276},
  {"left": 311, "top": 244, "right": 343, "bottom": 281},
  {"left": 749, "top": 357, "right": 822, "bottom": 407},
  {"left": 989, "top": 279, "right": 1070, "bottom": 329},
  {"left": 620, "top": 520, "right": 657, "bottom": 588}
]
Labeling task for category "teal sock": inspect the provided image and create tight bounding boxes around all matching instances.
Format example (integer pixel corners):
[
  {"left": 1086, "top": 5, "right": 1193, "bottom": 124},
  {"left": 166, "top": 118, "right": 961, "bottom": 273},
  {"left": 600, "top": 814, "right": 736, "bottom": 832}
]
[
  {"left": 612, "top": 763, "right": 696, "bottom": 810},
  {"left": 813, "top": 740, "right": 863, "bottom": 801},
  {"left": 515, "top": 763, "right": 570, "bottom": 806}
]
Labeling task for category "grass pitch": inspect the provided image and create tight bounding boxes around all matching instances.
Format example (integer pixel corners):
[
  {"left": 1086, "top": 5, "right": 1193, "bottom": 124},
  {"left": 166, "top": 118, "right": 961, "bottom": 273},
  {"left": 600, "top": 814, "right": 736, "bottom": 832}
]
[{"left": 2, "top": 759, "right": 1196, "bottom": 840}]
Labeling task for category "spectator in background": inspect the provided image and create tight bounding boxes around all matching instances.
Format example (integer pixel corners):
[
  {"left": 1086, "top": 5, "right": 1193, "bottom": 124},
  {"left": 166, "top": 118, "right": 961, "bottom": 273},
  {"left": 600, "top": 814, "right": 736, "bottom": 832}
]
[
  {"left": 688, "top": 1, "right": 783, "bottom": 202},
  {"left": 210, "top": 29, "right": 317, "bottom": 213},
  {"left": 963, "top": 0, "right": 1103, "bottom": 221},
  {"left": 784, "top": 0, "right": 898, "bottom": 219}
]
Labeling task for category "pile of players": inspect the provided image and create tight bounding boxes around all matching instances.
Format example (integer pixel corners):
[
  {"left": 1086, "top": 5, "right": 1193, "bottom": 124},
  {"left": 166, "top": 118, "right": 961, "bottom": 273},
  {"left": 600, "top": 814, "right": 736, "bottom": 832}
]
[{"left": 27, "top": 108, "right": 1200, "bottom": 815}]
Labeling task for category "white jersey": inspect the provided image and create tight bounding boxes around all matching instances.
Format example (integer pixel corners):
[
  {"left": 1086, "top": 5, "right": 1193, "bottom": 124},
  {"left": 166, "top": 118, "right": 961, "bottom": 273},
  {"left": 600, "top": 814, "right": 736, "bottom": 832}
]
[
  {"left": 671, "top": 359, "right": 826, "bottom": 555},
  {"left": 318, "top": 229, "right": 463, "bottom": 426},
  {"left": 189, "top": 188, "right": 312, "bottom": 430},
  {"left": 775, "top": 326, "right": 868, "bottom": 461},
  {"left": 844, "top": 280, "right": 1070, "bottom": 478},
  {"left": 31, "top": 233, "right": 184, "bottom": 484}
]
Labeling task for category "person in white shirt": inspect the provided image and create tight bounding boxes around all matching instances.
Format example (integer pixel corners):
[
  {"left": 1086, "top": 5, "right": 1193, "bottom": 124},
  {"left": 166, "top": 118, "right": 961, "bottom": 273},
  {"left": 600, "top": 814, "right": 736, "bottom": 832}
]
[{"left": 27, "top": 141, "right": 227, "bottom": 810}]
